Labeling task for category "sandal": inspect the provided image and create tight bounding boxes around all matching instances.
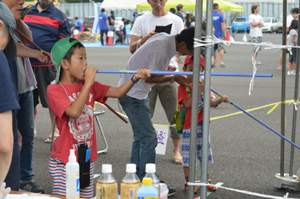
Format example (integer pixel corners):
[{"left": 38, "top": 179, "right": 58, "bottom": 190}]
[
  {"left": 207, "top": 179, "right": 216, "bottom": 191},
  {"left": 44, "top": 136, "right": 59, "bottom": 143},
  {"left": 185, "top": 181, "right": 198, "bottom": 193},
  {"left": 173, "top": 156, "right": 182, "bottom": 165}
]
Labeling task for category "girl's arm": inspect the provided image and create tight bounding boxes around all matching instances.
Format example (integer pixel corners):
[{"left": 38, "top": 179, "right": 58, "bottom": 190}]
[
  {"left": 64, "top": 67, "right": 97, "bottom": 119},
  {"left": 105, "top": 69, "right": 150, "bottom": 98},
  {"left": 182, "top": 98, "right": 192, "bottom": 109},
  {"left": 210, "top": 96, "right": 229, "bottom": 107},
  {"left": 291, "top": 34, "right": 297, "bottom": 44}
]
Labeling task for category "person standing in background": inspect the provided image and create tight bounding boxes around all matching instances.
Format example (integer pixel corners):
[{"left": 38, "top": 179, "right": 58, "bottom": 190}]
[
  {"left": 73, "top": 17, "right": 82, "bottom": 32},
  {"left": 277, "top": 8, "right": 298, "bottom": 70},
  {"left": 125, "top": 19, "right": 132, "bottom": 45},
  {"left": 115, "top": 17, "right": 124, "bottom": 44},
  {"left": 22, "top": 0, "right": 71, "bottom": 144},
  {"left": 169, "top": 7, "right": 176, "bottom": 14},
  {"left": 249, "top": 4, "right": 264, "bottom": 65},
  {"left": 99, "top": 8, "right": 109, "bottom": 46},
  {"left": 213, "top": 3, "right": 226, "bottom": 67},
  {"left": 175, "top": 4, "right": 184, "bottom": 22}
]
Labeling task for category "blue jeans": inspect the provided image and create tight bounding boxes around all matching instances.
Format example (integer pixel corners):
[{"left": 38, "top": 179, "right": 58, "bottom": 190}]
[
  {"left": 119, "top": 95, "right": 157, "bottom": 179},
  {"left": 17, "top": 91, "right": 35, "bottom": 182}
]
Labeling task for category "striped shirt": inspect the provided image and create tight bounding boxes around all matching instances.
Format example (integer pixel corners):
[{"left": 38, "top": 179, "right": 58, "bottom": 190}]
[{"left": 23, "top": 3, "right": 71, "bottom": 67}]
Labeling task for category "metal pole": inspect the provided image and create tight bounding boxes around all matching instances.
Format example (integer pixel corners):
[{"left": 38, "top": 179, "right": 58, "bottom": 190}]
[
  {"left": 187, "top": 0, "right": 203, "bottom": 198},
  {"left": 280, "top": 0, "right": 287, "bottom": 177},
  {"left": 200, "top": 1, "right": 213, "bottom": 199},
  {"left": 288, "top": 5, "right": 300, "bottom": 177}
]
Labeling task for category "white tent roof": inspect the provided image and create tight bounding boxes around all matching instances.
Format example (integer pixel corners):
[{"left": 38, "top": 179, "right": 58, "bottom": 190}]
[{"left": 101, "top": 0, "right": 147, "bottom": 10}]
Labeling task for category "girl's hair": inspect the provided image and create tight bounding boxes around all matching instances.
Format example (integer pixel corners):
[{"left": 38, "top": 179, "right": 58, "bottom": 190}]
[
  {"left": 251, "top": 4, "right": 259, "bottom": 14},
  {"left": 63, "top": 38, "right": 84, "bottom": 62},
  {"left": 289, "top": 19, "right": 298, "bottom": 33}
]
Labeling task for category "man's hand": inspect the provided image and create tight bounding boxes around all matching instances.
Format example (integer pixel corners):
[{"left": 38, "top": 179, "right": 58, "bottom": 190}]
[
  {"left": 36, "top": 51, "right": 51, "bottom": 64},
  {"left": 167, "top": 65, "right": 176, "bottom": 71},
  {"left": 174, "top": 75, "right": 189, "bottom": 87}
]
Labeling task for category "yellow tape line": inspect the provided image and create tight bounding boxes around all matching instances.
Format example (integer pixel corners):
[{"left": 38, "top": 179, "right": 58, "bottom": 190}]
[{"left": 95, "top": 100, "right": 295, "bottom": 127}]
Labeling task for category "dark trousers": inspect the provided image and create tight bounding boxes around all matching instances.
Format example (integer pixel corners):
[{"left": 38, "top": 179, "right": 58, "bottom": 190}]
[
  {"left": 115, "top": 31, "right": 123, "bottom": 44},
  {"left": 100, "top": 29, "right": 108, "bottom": 45}
]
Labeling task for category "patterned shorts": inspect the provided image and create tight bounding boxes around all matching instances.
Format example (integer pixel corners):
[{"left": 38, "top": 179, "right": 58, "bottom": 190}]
[
  {"left": 181, "top": 122, "right": 213, "bottom": 167},
  {"left": 251, "top": 36, "right": 262, "bottom": 53},
  {"left": 49, "top": 158, "right": 94, "bottom": 198}
]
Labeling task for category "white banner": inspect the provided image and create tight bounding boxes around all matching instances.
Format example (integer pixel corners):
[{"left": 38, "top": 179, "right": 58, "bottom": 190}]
[
  {"left": 155, "top": 126, "right": 169, "bottom": 155},
  {"left": 92, "top": 3, "right": 100, "bottom": 34}
]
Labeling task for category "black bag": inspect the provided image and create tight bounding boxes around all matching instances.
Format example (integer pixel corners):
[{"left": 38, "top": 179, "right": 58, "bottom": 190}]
[{"left": 78, "top": 143, "right": 90, "bottom": 189}]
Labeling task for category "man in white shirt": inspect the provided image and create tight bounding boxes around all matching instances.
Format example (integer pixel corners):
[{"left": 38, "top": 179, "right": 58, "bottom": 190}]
[
  {"left": 129, "top": 0, "right": 184, "bottom": 166},
  {"left": 249, "top": 4, "right": 264, "bottom": 65},
  {"left": 119, "top": 27, "right": 194, "bottom": 182},
  {"left": 115, "top": 18, "right": 124, "bottom": 44}
]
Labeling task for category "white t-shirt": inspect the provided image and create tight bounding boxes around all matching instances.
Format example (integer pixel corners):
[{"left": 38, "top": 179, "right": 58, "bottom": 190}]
[
  {"left": 115, "top": 20, "right": 124, "bottom": 31},
  {"left": 118, "top": 34, "right": 177, "bottom": 99},
  {"left": 287, "top": 15, "right": 294, "bottom": 28},
  {"left": 249, "top": 14, "right": 263, "bottom": 37},
  {"left": 130, "top": 12, "right": 184, "bottom": 69}
]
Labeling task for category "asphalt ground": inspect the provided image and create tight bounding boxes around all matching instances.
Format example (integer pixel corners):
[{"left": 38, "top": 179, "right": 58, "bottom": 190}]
[{"left": 30, "top": 32, "right": 300, "bottom": 199}]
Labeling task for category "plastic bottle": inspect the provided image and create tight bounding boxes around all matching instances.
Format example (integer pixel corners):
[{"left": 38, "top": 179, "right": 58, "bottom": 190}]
[
  {"left": 136, "top": 177, "right": 158, "bottom": 198},
  {"left": 120, "top": 164, "right": 141, "bottom": 199},
  {"left": 96, "top": 164, "right": 118, "bottom": 199},
  {"left": 144, "top": 163, "right": 160, "bottom": 198},
  {"left": 66, "top": 149, "right": 80, "bottom": 199}
]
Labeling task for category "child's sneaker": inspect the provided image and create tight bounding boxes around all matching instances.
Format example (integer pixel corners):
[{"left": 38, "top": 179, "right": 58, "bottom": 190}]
[
  {"left": 207, "top": 179, "right": 216, "bottom": 191},
  {"left": 291, "top": 71, "right": 296, "bottom": 76},
  {"left": 287, "top": 71, "right": 292, "bottom": 76}
]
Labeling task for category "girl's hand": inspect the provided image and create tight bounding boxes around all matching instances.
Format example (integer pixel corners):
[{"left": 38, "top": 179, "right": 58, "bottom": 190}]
[
  {"left": 84, "top": 67, "right": 98, "bottom": 87},
  {"left": 134, "top": 69, "right": 151, "bottom": 80},
  {"left": 221, "top": 95, "right": 229, "bottom": 103}
]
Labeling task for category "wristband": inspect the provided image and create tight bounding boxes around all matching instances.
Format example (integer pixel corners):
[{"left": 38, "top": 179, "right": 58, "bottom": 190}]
[
  {"left": 137, "top": 39, "right": 141, "bottom": 49},
  {"left": 131, "top": 75, "right": 138, "bottom": 84}
]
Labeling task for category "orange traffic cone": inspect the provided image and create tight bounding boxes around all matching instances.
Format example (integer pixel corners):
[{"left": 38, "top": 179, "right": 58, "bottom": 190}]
[
  {"left": 73, "top": 29, "right": 79, "bottom": 40},
  {"left": 226, "top": 30, "right": 230, "bottom": 41},
  {"left": 106, "top": 31, "right": 114, "bottom": 46}
]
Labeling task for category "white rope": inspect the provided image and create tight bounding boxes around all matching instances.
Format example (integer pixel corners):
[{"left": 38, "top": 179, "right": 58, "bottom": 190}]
[
  {"left": 187, "top": 182, "right": 299, "bottom": 199},
  {"left": 194, "top": 36, "right": 300, "bottom": 50},
  {"left": 289, "top": 101, "right": 300, "bottom": 111},
  {"left": 194, "top": 36, "right": 298, "bottom": 96}
]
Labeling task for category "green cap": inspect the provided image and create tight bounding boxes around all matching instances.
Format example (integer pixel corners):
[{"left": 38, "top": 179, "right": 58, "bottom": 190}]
[{"left": 51, "top": 37, "right": 80, "bottom": 83}]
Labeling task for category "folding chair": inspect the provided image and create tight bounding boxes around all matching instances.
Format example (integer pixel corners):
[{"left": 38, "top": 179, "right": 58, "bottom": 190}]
[{"left": 94, "top": 110, "right": 108, "bottom": 154}]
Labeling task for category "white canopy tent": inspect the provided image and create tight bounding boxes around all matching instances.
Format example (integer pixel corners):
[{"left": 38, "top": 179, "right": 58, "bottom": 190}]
[{"left": 101, "top": 0, "right": 147, "bottom": 10}]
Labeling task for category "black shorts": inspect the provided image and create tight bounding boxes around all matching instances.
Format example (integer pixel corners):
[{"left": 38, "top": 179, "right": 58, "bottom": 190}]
[{"left": 32, "top": 65, "right": 56, "bottom": 108}]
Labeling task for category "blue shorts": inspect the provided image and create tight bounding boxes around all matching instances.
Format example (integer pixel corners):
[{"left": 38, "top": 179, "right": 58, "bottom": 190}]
[{"left": 181, "top": 122, "right": 213, "bottom": 167}]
